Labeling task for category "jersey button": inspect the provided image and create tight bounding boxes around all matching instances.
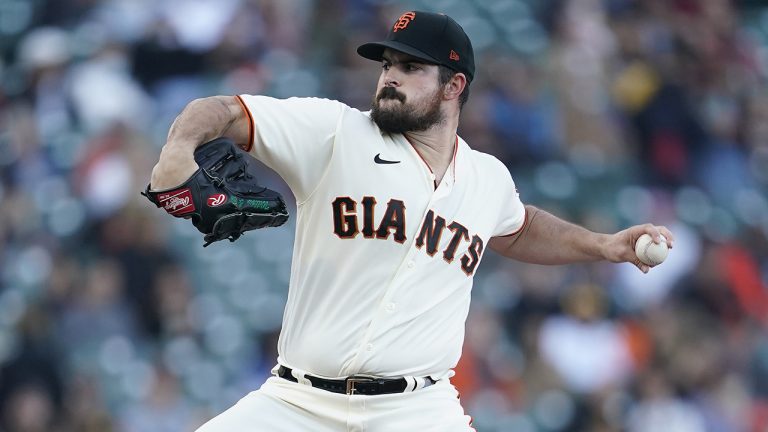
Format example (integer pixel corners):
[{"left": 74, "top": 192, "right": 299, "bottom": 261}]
[
  {"left": 407, "top": 260, "right": 415, "bottom": 269},
  {"left": 366, "top": 343, "right": 373, "bottom": 351},
  {"left": 385, "top": 302, "right": 396, "bottom": 312}
]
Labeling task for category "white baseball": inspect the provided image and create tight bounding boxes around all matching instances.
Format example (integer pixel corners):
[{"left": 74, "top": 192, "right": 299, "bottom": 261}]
[{"left": 634, "top": 233, "right": 669, "bottom": 266}]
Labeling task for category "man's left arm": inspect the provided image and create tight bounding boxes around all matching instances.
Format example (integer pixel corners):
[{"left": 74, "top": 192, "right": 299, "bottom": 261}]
[{"left": 488, "top": 205, "right": 674, "bottom": 273}]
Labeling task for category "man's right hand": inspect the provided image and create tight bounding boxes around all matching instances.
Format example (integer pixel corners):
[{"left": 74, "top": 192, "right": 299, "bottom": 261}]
[{"left": 150, "top": 144, "right": 200, "bottom": 190}]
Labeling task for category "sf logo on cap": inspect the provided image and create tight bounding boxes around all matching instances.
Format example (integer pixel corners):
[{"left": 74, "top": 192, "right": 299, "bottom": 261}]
[{"left": 393, "top": 12, "right": 415, "bottom": 32}]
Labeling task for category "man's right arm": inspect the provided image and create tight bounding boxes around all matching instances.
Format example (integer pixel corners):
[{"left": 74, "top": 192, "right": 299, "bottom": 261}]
[{"left": 150, "top": 96, "right": 250, "bottom": 190}]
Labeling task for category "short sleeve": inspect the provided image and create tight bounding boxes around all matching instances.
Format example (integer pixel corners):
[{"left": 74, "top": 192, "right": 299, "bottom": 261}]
[
  {"left": 237, "top": 95, "right": 345, "bottom": 202},
  {"left": 492, "top": 168, "right": 527, "bottom": 237}
]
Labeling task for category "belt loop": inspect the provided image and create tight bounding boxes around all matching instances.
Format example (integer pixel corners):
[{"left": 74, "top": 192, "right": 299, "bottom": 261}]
[
  {"left": 290, "top": 367, "right": 313, "bottom": 387},
  {"left": 413, "top": 376, "right": 436, "bottom": 390},
  {"left": 403, "top": 376, "right": 415, "bottom": 392},
  {"left": 415, "top": 376, "right": 427, "bottom": 390}
]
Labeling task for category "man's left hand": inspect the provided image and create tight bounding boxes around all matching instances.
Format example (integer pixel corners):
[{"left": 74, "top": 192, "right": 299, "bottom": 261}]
[{"left": 603, "top": 224, "right": 675, "bottom": 273}]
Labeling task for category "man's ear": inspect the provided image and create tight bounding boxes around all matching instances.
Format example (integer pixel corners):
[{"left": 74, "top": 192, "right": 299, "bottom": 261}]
[{"left": 443, "top": 73, "right": 467, "bottom": 102}]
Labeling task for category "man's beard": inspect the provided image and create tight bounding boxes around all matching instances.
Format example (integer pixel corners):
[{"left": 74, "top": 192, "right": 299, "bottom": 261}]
[{"left": 370, "top": 87, "right": 444, "bottom": 134}]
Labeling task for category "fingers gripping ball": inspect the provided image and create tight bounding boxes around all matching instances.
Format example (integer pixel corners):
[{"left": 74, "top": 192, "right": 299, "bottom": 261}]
[
  {"left": 634, "top": 233, "right": 669, "bottom": 266},
  {"left": 143, "top": 137, "right": 289, "bottom": 246}
]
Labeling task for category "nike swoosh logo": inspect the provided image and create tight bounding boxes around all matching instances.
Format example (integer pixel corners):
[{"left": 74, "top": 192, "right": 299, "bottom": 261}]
[{"left": 374, "top": 153, "right": 400, "bottom": 164}]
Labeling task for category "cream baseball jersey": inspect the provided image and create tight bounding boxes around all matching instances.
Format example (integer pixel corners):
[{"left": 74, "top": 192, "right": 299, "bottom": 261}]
[{"left": 237, "top": 94, "right": 526, "bottom": 379}]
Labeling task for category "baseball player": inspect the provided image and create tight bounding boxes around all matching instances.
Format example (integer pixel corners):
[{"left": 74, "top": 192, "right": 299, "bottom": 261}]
[{"left": 149, "top": 11, "right": 674, "bottom": 432}]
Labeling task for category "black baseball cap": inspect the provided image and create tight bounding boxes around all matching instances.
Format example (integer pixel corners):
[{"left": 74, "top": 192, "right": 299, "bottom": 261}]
[{"left": 357, "top": 11, "right": 475, "bottom": 82}]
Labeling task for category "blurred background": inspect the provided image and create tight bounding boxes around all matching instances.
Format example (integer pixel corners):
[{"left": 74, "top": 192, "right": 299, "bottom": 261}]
[{"left": 0, "top": 0, "right": 767, "bottom": 431}]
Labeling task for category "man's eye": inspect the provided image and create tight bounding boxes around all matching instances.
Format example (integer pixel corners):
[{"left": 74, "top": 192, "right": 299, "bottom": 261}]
[
  {"left": 382, "top": 63, "right": 391, "bottom": 70},
  {"left": 406, "top": 64, "right": 421, "bottom": 71}
]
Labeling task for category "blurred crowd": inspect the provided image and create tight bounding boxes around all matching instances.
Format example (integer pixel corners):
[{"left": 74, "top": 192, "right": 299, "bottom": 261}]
[{"left": 0, "top": 0, "right": 766, "bottom": 431}]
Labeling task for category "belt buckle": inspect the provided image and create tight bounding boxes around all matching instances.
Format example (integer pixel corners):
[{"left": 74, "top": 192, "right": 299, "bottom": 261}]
[{"left": 345, "top": 376, "right": 374, "bottom": 395}]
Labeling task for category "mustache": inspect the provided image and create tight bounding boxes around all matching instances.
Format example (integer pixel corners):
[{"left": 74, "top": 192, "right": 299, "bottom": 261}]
[{"left": 377, "top": 87, "right": 406, "bottom": 103}]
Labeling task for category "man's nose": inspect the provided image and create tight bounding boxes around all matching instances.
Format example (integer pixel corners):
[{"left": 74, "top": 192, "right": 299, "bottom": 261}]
[{"left": 383, "top": 71, "right": 400, "bottom": 87}]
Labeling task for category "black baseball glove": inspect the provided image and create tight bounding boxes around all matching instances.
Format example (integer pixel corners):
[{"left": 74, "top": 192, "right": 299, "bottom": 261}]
[{"left": 143, "top": 137, "right": 289, "bottom": 247}]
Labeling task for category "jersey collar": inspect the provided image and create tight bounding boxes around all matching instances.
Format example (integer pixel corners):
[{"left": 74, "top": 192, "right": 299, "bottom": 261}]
[
  {"left": 451, "top": 135, "right": 470, "bottom": 184},
  {"left": 401, "top": 134, "right": 463, "bottom": 188}
]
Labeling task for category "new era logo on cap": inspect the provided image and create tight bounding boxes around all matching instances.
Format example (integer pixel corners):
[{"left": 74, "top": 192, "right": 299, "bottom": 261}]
[{"left": 357, "top": 10, "right": 475, "bottom": 82}]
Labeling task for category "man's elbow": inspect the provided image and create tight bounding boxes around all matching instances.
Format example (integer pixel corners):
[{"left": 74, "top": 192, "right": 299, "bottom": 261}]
[{"left": 184, "top": 96, "right": 238, "bottom": 119}]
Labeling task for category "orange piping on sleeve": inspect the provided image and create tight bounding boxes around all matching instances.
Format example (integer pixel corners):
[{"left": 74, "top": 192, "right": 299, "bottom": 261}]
[
  {"left": 234, "top": 95, "right": 254, "bottom": 152},
  {"left": 498, "top": 206, "right": 528, "bottom": 237}
]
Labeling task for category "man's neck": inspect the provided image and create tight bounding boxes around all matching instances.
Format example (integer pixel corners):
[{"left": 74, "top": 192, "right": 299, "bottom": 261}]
[{"left": 404, "top": 115, "right": 459, "bottom": 185}]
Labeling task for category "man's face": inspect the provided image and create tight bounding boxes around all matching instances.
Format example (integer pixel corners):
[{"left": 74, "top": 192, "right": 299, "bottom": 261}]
[{"left": 370, "top": 49, "right": 445, "bottom": 134}]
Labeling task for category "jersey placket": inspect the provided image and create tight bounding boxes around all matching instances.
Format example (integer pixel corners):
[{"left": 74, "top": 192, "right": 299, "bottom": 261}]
[{"left": 342, "top": 137, "right": 458, "bottom": 375}]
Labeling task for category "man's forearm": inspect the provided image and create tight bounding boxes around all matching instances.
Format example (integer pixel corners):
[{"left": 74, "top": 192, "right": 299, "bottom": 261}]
[
  {"left": 151, "top": 96, "right": 248, "bottom": 190},
  {"left": 165, "top": 96, "right": 242, "bottom": 151},
  {"left": 489, "top": 206, "right": 610, "bottom": 264}
]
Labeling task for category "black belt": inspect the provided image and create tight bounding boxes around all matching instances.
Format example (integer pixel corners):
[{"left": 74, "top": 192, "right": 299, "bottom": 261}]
[{"left": 277, "top": 365, "right": 435, "bottom": 396}]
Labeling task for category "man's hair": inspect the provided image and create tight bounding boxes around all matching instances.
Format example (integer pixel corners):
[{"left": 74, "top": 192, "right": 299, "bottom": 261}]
[{"left": 438, "top": 66, "right": 470, "bottom": 109}]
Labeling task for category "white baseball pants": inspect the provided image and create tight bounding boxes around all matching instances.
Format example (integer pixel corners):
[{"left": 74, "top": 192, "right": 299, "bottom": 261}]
[{"left": 195, "top": 376, "right": 475, "bottom": 431}]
